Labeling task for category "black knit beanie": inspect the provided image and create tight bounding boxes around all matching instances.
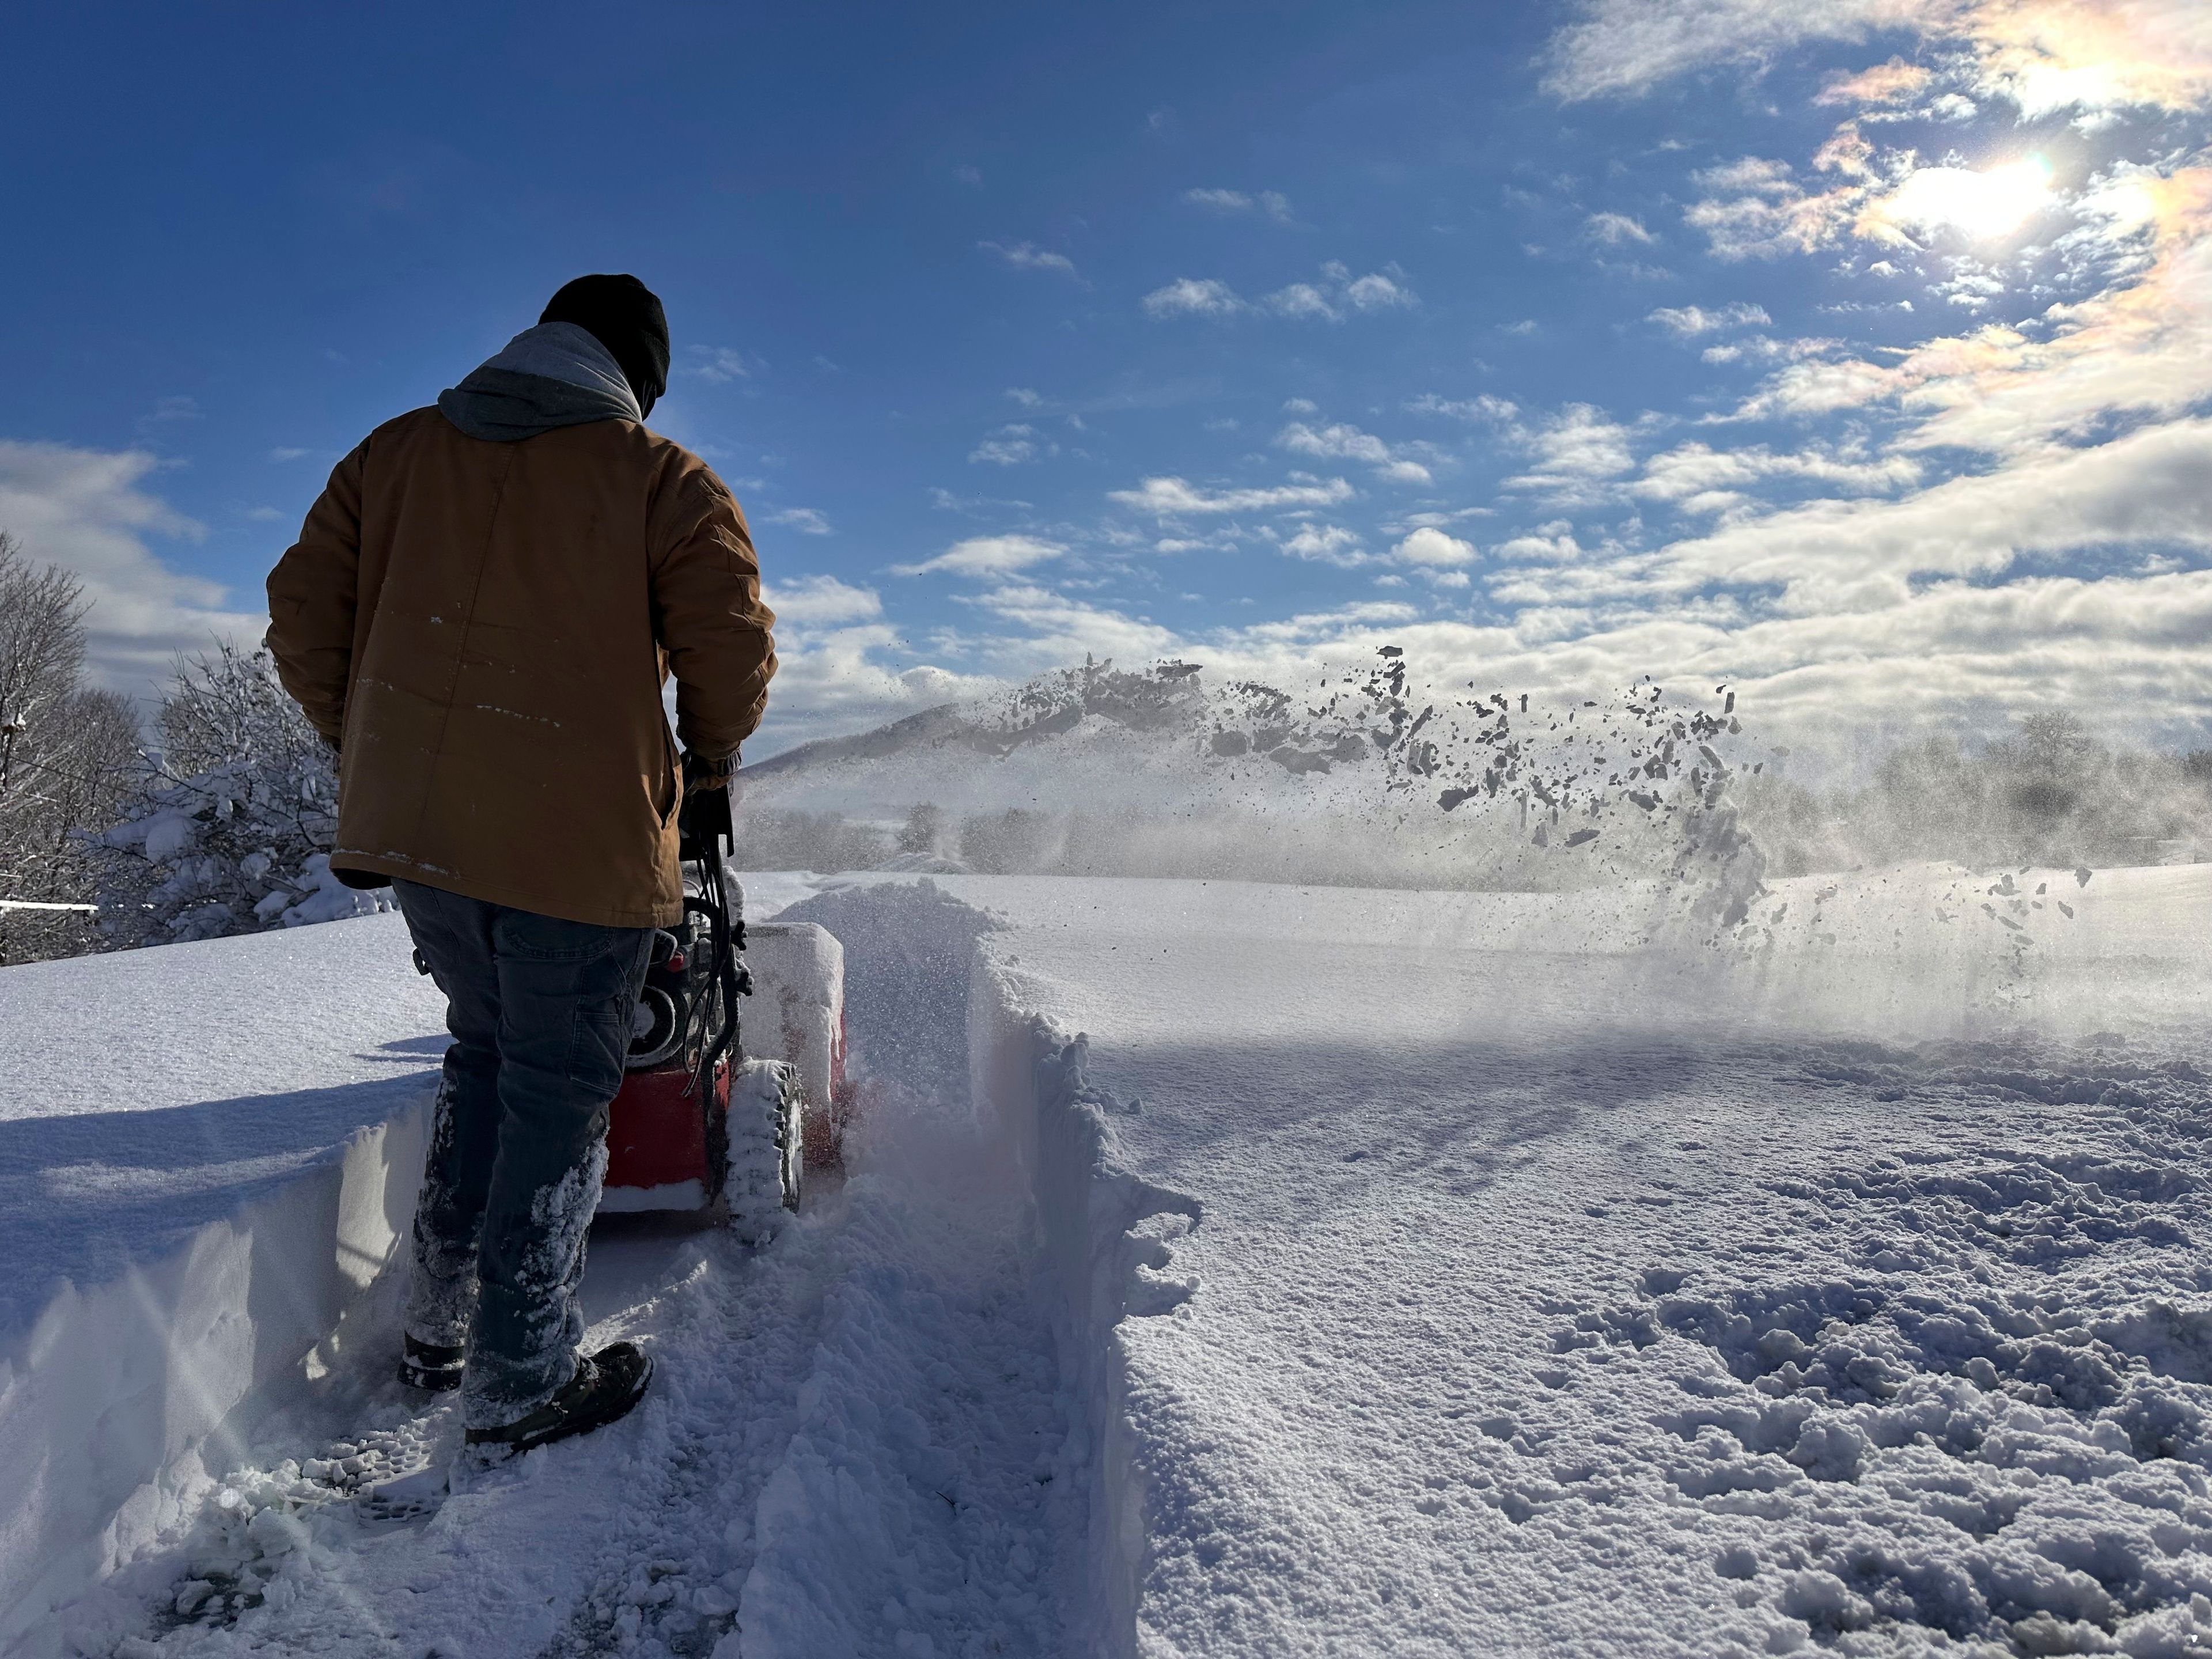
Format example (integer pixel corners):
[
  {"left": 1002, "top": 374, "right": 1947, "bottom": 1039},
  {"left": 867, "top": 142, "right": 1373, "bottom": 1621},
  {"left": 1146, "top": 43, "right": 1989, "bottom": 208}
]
[{"left": 540, "top": 274, "right": 670, "bottom": 418}]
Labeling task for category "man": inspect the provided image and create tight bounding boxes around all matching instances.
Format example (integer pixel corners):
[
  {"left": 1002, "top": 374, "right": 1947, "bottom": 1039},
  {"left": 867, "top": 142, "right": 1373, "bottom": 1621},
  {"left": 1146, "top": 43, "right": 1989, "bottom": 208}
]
[{"left": 266, "top": 274, "right": 777, "bottom": 1459}]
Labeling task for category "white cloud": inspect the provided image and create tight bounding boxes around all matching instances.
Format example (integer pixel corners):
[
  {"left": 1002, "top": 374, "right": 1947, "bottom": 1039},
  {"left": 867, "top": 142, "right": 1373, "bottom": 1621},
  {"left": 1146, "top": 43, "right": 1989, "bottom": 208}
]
[
  {"left": 760, "top": 574, "right": 881, "bottom": 625},
  {"left": 1505, "top": 404, "right": 1645, "bottom": 493},
  {"left": 980, "top": 241, "right": 1079, "bottom": 278},
  {"left": 1817, "top": 57, "right": 1936, "bottom": 105},
  {"left": 1406, "top": 393, "right": 1519, "bottom": 423},
  {"left": 1586, "top": 211, "right": 1656, "bottom": 245},
  {"left": 1544, "top": 0, "right": 2212, "bottom": 119},
  {"left": 1275, "top": 422, "right": 1434, "bottom": 485},
  {"left": 1630, "top": 440, "right": 1922, "bottom": 513},
  {"left": 1278, "top": 524, "right": 1370, "bottom": 567},
  {"left": 1108, "top": 475, "right": 1356, "bottom": 516},
  {"left": 1715, "top": 165, "right": 2212, "bottom": 451},
  {"left": 1183, "top": 187, "right": 1294, "bottom": 222},
  {"left": 1156, "top": 265, "right": 1417, "bottom": 324},
  {"left": 969, "top": 425, "right": 1041, "bottom": 466},
  {"left": 1343, "top": 272, "right": 1415, "bottom": 311},
  {"left": 1684, "top": 157, "right": 1861, "bottom": 260},
  {"left": 1652, "top": 416, "right": 2212, "bottom": 612},
  {"left": 766, "top": 507, "right": 833, "bottom": 536},
  {"left": 1647, "top": 301, "right": 1772, "bottom": 337},
  {"left": 684, "top": 346, "right": 752, "bottom": 383},
  {"left": 893, "top": 534, "right": 1067, "bottom": 578},
  {"left": 1142, "top": 277, "right": 1245, "bottom": 318},
  {"left": 1395, "top": 528, "right": 1479, "bottom": 567},
  {"left": 744, "top": 620, "right": 997, "bottom": 757},
  {"left": 1006, "top": 387, "right": 1043, "bottom": 407},
  {"left": 956, "top": 584, "right": 1183, "bottom": 677},
  {"left": 0, "top": 441, "right": 263, "bottom": 695},
  {"left": 1264, "top": 283, "right": 1338, "bottom": 321},
  {"left": 268, "top": 446, "right": 312, "bottom": 463},
  {"left": 1543, "top": 0, "right": 1929, "bottom": 102}
]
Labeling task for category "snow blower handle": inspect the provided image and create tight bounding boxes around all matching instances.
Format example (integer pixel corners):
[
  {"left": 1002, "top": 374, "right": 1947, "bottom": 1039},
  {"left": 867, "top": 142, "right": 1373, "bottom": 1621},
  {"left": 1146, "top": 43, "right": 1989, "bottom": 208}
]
[{"left": 677, "top": 751, "right": 734, "bottom": 865}]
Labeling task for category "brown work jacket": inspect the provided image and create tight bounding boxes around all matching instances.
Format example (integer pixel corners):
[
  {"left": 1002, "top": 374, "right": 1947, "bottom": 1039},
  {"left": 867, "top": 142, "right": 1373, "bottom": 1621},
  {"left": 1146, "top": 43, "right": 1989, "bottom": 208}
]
[{"left": 266, "top": 408, "right": 777, "bottom": 928}]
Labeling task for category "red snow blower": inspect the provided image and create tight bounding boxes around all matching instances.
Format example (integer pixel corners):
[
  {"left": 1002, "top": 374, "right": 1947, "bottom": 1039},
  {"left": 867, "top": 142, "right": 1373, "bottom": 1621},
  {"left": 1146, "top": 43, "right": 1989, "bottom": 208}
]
[{"left": 597, "top": 777, "right": 847, "bottom": 1231}]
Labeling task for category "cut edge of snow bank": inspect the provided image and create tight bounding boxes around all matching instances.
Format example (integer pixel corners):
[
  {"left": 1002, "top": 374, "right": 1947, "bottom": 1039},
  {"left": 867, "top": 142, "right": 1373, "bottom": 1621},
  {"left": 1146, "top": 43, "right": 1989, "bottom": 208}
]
[
  {"left": 969, "top": 952, "right": 1198, "bottom": 1659},
  {"left": 0, "top": 1099, "right": 429, "bottom": 1652}
]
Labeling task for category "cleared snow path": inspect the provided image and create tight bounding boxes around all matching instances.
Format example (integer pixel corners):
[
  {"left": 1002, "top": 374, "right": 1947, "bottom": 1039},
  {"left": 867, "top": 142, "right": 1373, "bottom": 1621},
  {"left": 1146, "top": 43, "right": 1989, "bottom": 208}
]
[{"left": 36, "top": 883, "right": 1086, "bottom": 1659}]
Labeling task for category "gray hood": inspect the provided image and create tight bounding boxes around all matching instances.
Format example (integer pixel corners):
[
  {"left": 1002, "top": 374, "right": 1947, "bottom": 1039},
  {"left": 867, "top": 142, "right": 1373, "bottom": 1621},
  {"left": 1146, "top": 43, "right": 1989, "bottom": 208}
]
[{"left": 437, "top": 321, "right": 643, "bottom": 442}]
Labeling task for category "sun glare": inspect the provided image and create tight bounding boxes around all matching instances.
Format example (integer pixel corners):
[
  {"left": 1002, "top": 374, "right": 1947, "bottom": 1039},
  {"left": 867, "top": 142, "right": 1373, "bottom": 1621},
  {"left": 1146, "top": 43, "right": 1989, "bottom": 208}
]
[{"left": 1881, "top": 156, "right": 2058, "bottom": 241}]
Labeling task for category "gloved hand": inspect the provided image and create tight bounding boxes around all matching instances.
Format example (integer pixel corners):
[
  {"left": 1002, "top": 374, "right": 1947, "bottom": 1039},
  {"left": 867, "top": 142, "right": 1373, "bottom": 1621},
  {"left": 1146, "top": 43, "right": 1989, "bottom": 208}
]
[{"left": 682, "top": 748, "right": 738, "bottom": 794}]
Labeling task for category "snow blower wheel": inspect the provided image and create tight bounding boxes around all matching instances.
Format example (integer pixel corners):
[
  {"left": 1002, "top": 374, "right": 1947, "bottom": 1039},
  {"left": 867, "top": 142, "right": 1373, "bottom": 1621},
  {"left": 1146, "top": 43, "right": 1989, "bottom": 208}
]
[{"left": 597, "top": 773, "right": 836, "bottom": 1228}]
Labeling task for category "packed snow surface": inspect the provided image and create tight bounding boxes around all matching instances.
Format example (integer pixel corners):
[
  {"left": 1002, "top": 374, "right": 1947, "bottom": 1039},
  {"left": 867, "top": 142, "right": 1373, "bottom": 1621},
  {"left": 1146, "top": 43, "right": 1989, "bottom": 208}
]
[{"left": 11, "top": 860, "right": 2212, "bottom": 1658}]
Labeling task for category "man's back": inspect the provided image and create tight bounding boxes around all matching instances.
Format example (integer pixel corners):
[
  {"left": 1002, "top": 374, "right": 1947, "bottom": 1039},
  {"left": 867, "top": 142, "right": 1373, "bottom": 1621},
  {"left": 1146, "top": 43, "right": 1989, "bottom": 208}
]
[{"left": 267, "top": 402, "right": 775, "bottom": 929}]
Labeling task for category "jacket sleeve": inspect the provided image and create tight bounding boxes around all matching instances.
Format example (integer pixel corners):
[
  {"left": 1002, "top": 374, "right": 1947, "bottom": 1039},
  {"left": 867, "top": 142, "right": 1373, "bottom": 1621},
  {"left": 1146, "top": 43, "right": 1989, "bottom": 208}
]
[
  {"left": 649, "top": 464, "right": 778, "bottom": 760},
  {"left": 264, "top": 443, "right": 367, "bottom": 746}
]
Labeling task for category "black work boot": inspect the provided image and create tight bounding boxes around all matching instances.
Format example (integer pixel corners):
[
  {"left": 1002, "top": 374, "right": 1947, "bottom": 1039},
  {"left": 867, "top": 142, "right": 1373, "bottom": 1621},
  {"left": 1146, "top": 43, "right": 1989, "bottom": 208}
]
[
  {"left": 397, "top": 1335, "right": 465, "bottom": 1392},
  {"left": 463, "top": 1342, "right": 654, "bottom": 1456}
]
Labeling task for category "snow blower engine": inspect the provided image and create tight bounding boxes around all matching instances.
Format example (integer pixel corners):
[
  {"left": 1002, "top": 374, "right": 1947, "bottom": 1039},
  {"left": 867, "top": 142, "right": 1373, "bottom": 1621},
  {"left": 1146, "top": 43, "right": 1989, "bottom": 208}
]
[{"left": 597, "top": 775, "right": 847, "bottom": 1233}]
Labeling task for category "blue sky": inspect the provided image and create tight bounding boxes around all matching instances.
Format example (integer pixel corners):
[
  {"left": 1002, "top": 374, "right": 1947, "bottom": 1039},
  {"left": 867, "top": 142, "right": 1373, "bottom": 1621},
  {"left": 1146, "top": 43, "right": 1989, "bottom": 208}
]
[{"left": 3, "top": 1, "right": 2208, "bottom": 757}]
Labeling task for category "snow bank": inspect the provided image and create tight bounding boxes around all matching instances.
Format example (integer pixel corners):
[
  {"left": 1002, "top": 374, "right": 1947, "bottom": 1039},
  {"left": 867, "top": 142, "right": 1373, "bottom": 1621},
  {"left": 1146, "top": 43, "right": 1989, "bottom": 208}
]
[
  {"left": 948, "top": 867, "right": 2212, "bottom": 1657},
  {"left": 0, "top": 916, "right": 446, "bottom": 1646}
]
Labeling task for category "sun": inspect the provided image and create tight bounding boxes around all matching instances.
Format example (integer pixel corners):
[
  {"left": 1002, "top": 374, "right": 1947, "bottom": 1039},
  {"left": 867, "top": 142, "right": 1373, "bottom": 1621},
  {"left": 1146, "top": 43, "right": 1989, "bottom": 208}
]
[{"left": 1879, "top": 156, "right": 2058, "bottom": 242}]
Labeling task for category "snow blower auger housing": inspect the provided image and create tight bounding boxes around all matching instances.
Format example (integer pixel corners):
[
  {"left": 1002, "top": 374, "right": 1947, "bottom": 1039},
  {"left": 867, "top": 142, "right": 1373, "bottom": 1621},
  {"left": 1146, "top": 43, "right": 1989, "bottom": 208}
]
[{"left": 597, "top": 777, "right": 845, "bottom": 1233}]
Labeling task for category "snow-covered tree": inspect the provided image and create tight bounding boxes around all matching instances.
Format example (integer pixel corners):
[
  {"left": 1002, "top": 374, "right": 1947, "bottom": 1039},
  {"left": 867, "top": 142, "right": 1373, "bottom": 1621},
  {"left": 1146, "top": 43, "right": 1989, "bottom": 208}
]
[
  {"left": 95, "top": 642, "right": 391, "bottom": 946},
  {"left": 0, "top": 532, "right": 143, "bottom": 964}
]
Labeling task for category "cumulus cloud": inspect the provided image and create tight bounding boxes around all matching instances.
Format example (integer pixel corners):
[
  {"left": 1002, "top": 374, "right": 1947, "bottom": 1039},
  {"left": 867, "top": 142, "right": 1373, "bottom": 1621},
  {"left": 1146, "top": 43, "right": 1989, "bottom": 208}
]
[
  {"left": 980, "top": 241, "right": 1080, "bottom": 277},
  {"left": 1406, "top": 393, "right": 1519, "bottom": 423},
  {"left": 1278, "top": 524, "right": 1370, "bottom": 567},
  {"left": 1275, "top": 421, "right": 1434, "bottom": 484},
  {"left": 1586, "top": 211, "right": 1657, "bottom": 245},
  {"left": 760, "top": 573, "right": 881, "bottom": 624},
  {"left": 1395, "top": 528, "right": 1479, "bottom": 567},
  {"left": 1183, "top": 187, "right": 1294, "bottom": 222},
  {"left": 1142, "top": 277, "right": 1244, "bottom": 318},
  {"left": 766, "top": 507, "right": 833, "bottom": 536},
  {"left": 0, "top": 441, "right": 262, "bottom": 694},
  {"left": 969, "top": 425, "right": 1043, "bottom": 466},
  {"left": 1685, "top": 156, "right": 1861, "bottom": 260},
  {"left": 1719, "top": 166, "right": 2212, "bottom": 451},
  {"left": 1652, "top": 416, "right": 2212, "bottom": 612},
  {"left": 1149, "top": 265, "right": 1415, "bottom": 323},
  {"left": 1647, "top": 301, "right": 1772, "bottom": 336},
  {"left": 1504, "top": 404, "right": 1646, "bottom": 494},
  {"left": 1108, "top": 475, "right": 1356, "bottom": 516},
  {"left": 1630, "top": 440, "right": 1921, "bottom": 513},
  {"left": 893, "top": 534, "right": 1067, "bottom": 577}
]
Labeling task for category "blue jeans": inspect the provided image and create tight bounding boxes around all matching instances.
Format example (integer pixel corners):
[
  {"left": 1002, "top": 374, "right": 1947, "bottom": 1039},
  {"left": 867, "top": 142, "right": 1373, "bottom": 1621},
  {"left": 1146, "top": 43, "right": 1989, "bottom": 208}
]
[{"left": 393, "top": 880, "right": 654, "bottom": 1429}]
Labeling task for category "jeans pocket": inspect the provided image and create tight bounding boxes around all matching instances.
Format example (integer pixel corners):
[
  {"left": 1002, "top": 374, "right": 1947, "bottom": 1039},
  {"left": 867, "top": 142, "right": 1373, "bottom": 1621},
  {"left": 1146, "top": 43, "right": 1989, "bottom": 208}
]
[
  {"left": 498, "top": 911, "right": 630, "bottom": 964},
  {"left": 568, "top": 993, "right": 635, "bottom": 1103}
]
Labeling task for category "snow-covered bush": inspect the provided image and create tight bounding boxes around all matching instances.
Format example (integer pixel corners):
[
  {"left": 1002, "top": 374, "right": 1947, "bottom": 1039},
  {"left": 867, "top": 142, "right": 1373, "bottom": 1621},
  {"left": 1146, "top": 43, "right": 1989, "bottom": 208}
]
[
  {"left": 0, "top": 532, "right": 143, "bottom": 965},
  {"left": 94, "top": 644, "right": 391, "bottom": 947}
]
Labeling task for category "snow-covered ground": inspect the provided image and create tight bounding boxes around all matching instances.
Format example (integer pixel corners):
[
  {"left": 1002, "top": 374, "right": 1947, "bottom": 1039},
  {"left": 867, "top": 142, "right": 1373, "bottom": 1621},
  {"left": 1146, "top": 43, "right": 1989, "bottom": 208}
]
[
  {"left": 7, "top": 862, "right": 2211, "bottom": 1657},
  {"left": 961, "top": 867, "right": 2212, "bottom": 1657}
]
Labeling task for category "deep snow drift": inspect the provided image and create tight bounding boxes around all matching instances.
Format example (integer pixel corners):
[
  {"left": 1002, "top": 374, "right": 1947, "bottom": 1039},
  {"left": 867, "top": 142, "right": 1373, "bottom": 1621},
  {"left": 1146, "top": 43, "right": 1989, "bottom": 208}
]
[{"left": 7, "top": 853, "right": 2210, "bottom": 1658}]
